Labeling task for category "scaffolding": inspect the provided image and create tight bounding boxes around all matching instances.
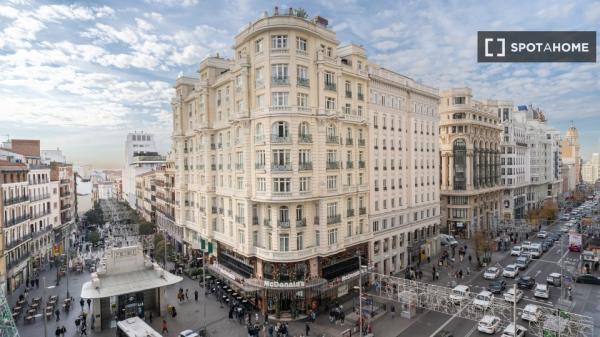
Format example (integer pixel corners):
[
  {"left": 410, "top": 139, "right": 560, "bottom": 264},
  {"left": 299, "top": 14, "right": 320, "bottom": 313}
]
[
  {"left": 0, "top": 286, "right": 19, "bottom": 337},
  {"left": 368, "top": 271, "right": 593, "bottom": 337}
]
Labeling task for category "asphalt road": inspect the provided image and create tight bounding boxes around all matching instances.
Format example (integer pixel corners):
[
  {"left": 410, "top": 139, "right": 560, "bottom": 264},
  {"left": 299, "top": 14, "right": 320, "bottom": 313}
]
[{"left": 397, "top": 217, "right": 600, "bottom": 337}]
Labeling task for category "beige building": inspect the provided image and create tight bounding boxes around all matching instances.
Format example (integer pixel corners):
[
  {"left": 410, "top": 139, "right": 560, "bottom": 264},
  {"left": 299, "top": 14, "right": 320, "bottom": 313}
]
[
  {"left": 171, "top": 9, "right": 373, "bottom": 316},
  {"left": 439, "top": 88, "right": 502, "bottom": 238},
  {"left": 135, "top": 171, "right": 156, "bottom": 224},
  {"left": 561, "top": 124, "right": 581, "bottom": 191},
  {"left": 368, "top": 64, "right": 440, "bottom": 273},
  {"left": 154, "top": 159, "right": 182, "bottom": 251},
  {"left": 582, "top": 153, "right": 600, "bottom": 184}
]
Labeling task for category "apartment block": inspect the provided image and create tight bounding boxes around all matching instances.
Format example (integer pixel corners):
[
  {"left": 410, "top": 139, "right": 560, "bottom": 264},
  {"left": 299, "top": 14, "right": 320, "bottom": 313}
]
[
  {"left": 439, "top": 88, "right": 503, "bottom": 238},
  {"left": 368, "top": 64, "right": 440, "bottom": 274},
  {"left": 170, "top": 9, "right": 374, "bottom": 317}
]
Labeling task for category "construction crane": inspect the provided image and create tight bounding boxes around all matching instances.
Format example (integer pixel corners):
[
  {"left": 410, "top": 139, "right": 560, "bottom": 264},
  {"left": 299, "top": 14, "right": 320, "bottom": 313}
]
[{"left": 0, "top": 286, "right": 19, "bottom": 337}]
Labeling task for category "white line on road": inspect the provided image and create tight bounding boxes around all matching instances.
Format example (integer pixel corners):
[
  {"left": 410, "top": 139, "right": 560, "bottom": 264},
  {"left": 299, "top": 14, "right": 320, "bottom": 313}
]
[
  {"left": 429, "top": 304, "right": 469, "bottom": 337},
  {"left": 464, "top": 324, "right": 478, "bottom": 337}
]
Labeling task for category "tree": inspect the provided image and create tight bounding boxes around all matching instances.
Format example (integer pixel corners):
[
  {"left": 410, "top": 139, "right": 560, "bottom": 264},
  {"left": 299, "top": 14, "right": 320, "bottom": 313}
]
[
  {"left": 471, "top": 230, "right": 492, "bottom": 267},
  {"left": 539, "top": 199, "right": 558, "bottom": 221},
  {"left": 526, "top": 208, "right": 540, "bottom": 230},
  {"left": 138, "top": 221, "right": 156, "bottom": 236},
  {"left": 154, "top": 238, "right": 174, "bottom": 264},
  {"left": 87, "top": 231, "right": 100, "bottom": 244},
  {"left": 84, "top": 205, "right": 104, "bottom": 225}
]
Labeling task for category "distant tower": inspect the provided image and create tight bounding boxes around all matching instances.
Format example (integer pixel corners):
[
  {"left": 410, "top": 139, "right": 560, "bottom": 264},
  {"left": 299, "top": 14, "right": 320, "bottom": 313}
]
[{"left": 561, "top": 121, "right": 582, "bottom": 187}]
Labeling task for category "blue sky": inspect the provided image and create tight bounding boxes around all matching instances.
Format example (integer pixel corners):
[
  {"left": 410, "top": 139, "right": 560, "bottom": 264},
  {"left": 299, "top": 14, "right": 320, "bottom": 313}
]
[{"left": 1, "top": 0, "right": 599, "bottom": 168}]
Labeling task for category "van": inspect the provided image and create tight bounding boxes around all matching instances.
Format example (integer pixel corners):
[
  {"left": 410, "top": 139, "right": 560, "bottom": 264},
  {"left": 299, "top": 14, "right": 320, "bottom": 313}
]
[
  {"left": 534, "top": 284, "right": 549, "bottom": 299},
  {"left": 440, "top": 234, "right": 459, "bottom": 247},
  {"left": 473, "top": 290, "right": 494, "bottom": 310},
  {"left": 450, "top": 285, "right": 470, "bottom": 304},
  {"left": 521, "top": 304, "right": 542, "bottom": 322},
  {"left": 529, "top": 243, "right": 542, "bottom": 258}
]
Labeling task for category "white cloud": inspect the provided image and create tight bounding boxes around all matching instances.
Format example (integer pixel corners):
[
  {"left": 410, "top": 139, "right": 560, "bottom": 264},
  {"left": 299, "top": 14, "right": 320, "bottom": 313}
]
[
  {"left": 373, "top": 40, "right": 399, "bottom": 51},
  {"left": 143, "top": 12, "right": 163, "bottom": 22},
  {"left": 143, "top": 0, "right": 199, "bottom": 7}
]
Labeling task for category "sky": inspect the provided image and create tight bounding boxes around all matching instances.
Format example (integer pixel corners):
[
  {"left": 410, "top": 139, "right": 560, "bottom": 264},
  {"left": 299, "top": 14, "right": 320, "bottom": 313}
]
[{"left": 1, "top": 0, "right": 600, "bottom": 169}]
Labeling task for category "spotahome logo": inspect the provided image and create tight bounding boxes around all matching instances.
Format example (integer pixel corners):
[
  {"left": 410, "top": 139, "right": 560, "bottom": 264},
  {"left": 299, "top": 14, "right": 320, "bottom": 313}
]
[{"left": 478, "top": 31, "right": 596, "bottom": 62}]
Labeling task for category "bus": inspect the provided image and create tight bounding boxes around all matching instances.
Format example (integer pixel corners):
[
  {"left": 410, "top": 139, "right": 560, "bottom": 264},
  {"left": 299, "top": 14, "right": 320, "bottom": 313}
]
[{"left": 116, "top": 317, "right": 162, "bottom": 337}]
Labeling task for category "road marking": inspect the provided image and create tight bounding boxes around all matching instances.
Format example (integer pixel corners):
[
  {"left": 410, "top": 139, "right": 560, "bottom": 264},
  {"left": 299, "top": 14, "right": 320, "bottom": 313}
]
[
  {"left": 464, "top": 324, "right": 478, "bottom": 337},
  {"left": 429, "top": 304, "right": 469, "bottom": 337}
]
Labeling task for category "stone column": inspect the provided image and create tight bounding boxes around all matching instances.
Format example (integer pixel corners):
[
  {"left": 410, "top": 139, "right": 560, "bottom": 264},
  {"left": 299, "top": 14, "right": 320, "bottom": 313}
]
[
  {"left": 91, "top": 298, "right": 101, "bottom": 332},
  {"left": 448, "top": 156, "right": 454, "bottom": 189},
  {"left": 442, "top": 154, "right": 449, "bottom": 188},
  {"left": 466, "top": 151, "right": 473, "bottom": 189}
]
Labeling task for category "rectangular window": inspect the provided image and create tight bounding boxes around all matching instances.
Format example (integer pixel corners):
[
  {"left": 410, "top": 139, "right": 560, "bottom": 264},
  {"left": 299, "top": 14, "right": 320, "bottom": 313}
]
[
  {"left": 296, "top": 37, "right": 307, "bottom": 51},
  {"left": 325, "top": 97, "right": 336, "bottom": 110},
  {"left": 271, "top": 92, "right": 289, "bottom": 107},
  {"left": 297, "top": 93, "right": 308, "bottom": 107},
  {"left": 328, "top": 228, "right": 338, "bottom": 245},
  {"left": 236, "top": 177, "right": 244, "bottom": 190},
  {"left": 257, "top": 177, "right": 266, "bottom": 192},
  {"left": 273, "top": 178, "right": 291, "bottom": 192},
  {"left": 324, "top": 71, "right": 335, "bottom": 85},
  {"left": 453, "top": 96, "right": 465, "bottom": 104},
  {"left": 296, "top": 232, "right": 304, "bottom": 250},
  {"left": 271, "top": 64, "right": 288, "bottom": 79},
  {"left": 299, "top": 149, "right": 311, "bottom": 164},
  {"left": 272, "top": 149, "right": 291, "bottom": 166},
  {"left": 299, "top": 177, "right": 311, "bottom": 192},
  {"left": 271, "top": 35, "right": 288, "bottom": 49},
  {"left": 255, "top": 39, "right": 263, "bottom": 53},
  {"left": 327, "top": 202, "right": 338, "bottom": 217},
  {"left": 256, "top": 94, "right": 265, "bottom": 108},
  {"left": 279, "top": 234, "right": 289, "bottom": 251},
  {"left": 327, "top": 176, "right": 337, "bottom": 190}
]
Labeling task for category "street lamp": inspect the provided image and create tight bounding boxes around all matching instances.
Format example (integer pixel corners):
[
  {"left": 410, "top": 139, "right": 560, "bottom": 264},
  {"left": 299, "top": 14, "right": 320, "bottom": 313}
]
[
  {"left": 353, "top": 250, "right": 364, "bottom": 337},
  {"left": 41, "top": 277, "right": 56, "bottom": 337}
]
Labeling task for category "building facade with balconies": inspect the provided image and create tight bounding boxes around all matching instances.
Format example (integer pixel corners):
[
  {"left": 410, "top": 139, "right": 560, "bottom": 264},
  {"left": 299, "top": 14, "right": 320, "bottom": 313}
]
[
  {"left": 367, "top": 64, "right": 441, "bottom": 274},
  {"left": 27, "top": 165, "right": 54, "bottom": 272},
  {"left": 439, "top": 88, "right": 503, "bottom": 238},
  {"left": 1, "top": 161, "right": 31, "bottom": 293},
  {"left": 50, "top": 162, "right": 76, "bottom": 246},
  {"left": 154, "top": 160, "right": 183, "bottom": 252},
  {"left": 170, "top": 9, "right": 370, "bottom": 317}
]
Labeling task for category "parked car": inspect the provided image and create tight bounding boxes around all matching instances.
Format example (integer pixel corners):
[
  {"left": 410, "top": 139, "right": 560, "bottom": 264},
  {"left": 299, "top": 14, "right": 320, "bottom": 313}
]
[
  {"left": 521, "top": 304, "right": 542, "bottom": 322},
  {"left": 488, "top": 280, "right": 507, "bottom": 294},
  {"left": 534, "top": 283, "right": 550, "bottom": 299},
  {"left": 515, "top": 257, "right": 530, "bottom": 270},
  {"left": 179, "top": 330, "right": 200, "bottom": 337},
  {"left": 450, "top": 285, "right": 470, "bottom": 304},
  {"left": 483, "top": 267, "right": 501, "bottom": 280},
  {"left": 503, "top": 264, "right": 519, "bottom": 278},
  {"left": 517, "top": 276, "right": 535, "bottom": 289},
  {"left": 473, "top": 290, "right": 494, "bottom": 310},
  {"left": 501, "top": 324, "right": 527, "bottom": 337},
  {"left": 537, "top": 231, "right": 548, "bottom": 239},
  {"left": 510, "top": 246, "right": 522, "bottom": 256},
  {"left": 576, "top": 274, "right": 600, "bottom": 285},
  {"left": 546, "top": 272, "right": 562, "bottom": 286},
  {"left": 504, "top": 288, "right": 524, "bottom": 303},
  {"left": 478, "top": 315, "right": 501, "bottom": 334}
]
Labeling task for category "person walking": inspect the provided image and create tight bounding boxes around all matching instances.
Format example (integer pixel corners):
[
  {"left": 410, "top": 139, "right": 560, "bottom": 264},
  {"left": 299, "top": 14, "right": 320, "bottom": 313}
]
[
  {"left": 61, "top": 326, "right": 66, "bottom": 337},
  {"left": 80, "top": 298, "right": 85, "bottom": 311},
  {"left": 86, "top": 298, "right": 91, "bottom": 309},
  {"left": 194, "top": 289, "right": 199, "bottom": 301},
  {"left": 305, "top": 322, "right": 310, "bottom": 336},
  {"left": 432, "top": 266, "right": 437, "bottom": 281},
  {"left": 468, "top": 255, "right": 472, "bottom": 264},
  {"left": 80, "top": 325, "right": 88, "bottom": 336},
  {"left": 390, "top": 304, "right": 396, "bottom": 318},
  {"left": 55, "top": 326, "right": 61, "bottom": 337},
  {"left": 185, "top": 289, "right": 189, "bottom": 301},
  {"left": 162, "top": 319, "right": 169, "bottom": 334},
  {"left": 55, "top": 308, "right": 60, "bottom": 321}
]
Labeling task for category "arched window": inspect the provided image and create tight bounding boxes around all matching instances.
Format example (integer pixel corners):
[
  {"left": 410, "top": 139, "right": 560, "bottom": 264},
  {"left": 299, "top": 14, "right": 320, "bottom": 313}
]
[
  {"left": 272, "top": 121, "right": 289, "bottom": 138},
  {"left": 326, "top": 124, "right": 337, "bottom": 137},
  {"left": 298, "top": 122, "right": 310, "bottom": 137},
  {"left": 453, "top": 139, "right": 467, "bottom": 190},
  {"left": 279, "top": 206, "right": 289, "bottom": 224}
]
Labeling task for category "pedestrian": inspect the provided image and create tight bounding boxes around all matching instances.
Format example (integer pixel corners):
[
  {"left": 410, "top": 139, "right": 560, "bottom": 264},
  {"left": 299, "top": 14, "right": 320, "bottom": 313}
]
[
  {"left": 75, "top": 317, "right": 81, "bottom": 330},
  {"left": 149, "top": 311, "right": 153, "bottom": 323},
  {"left": 305, "top": 322, "right": 310, "bottom": 336},
  {"left": 427, "top": 256, "right": 431, "bottom": 264},
  {"left": 80, "top": 298, "right": 85, "bottom": 311},
  {"left": 86, "top": 298, "right": 91, "bottom": 309},
  {"left": 468, "top": 255, "right": 472, "bottom": 264},
  {"left": 268, "top": 324, "right": 274, "bottom": 337},
  {"left": 55, "top": 308, "right": 60, "bottom": 321},
  {"left": 390, "top": 304, "right": 396, "bottom": 318},
  {"left": 55, "top": 326, "right": 61, "bottom": 337},
  {"left": 458, "top": 269, "right": 463, "bottom": 279},
  {"left": 162, "top": 319, "right": 169, "bottom": 334},
  {"left": 61, "top": 326, "right": 66, "bottom": 337},
  {"left": 26, "top": 278, "right": 30, "bottom": 288},
  {"left": 194, "top": 289, "right": 199, "bottom": 301},
  {"left": 81, "top": 325, "right": 87, "bottom": 336},
  {"left": 467, "top": 267, "right": 471, "bottom": 276},
  {"left": 185, "top": 289, "right": 189, "bottom": 301},
  {"left": 435, "top": 270, "right": 440, "bottom": 280}
]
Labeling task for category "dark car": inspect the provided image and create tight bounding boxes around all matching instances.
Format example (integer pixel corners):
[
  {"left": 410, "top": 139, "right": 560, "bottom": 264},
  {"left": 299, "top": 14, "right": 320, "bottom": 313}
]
[
  {"left": 433, "top": 331, "right": 454, "bottom": 337},
  {"left": 545, "top": 239, "right": 554, "bottom": 247},
  {"left": 517, "top": 276, "right": 536, "bottom": 289},
  {"left": 576, "top": 274, "right": 600, "bottom": 285},
  {"left": 488, "top": 280, "right": 507, "bottom": 294}
]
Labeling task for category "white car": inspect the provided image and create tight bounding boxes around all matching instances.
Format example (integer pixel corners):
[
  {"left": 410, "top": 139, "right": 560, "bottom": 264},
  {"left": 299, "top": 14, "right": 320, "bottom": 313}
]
[
  {"left": 501, "top": 324, "right": 527, "bottom": 337},
  {"left": 483, "top": 267, "right": 501, "bottom": 280},
  {"left": 503, "top": 264, "right": 519, "bottom": 278},
  {"left": 510, "top": 246, "right": 522, "bottom": 256},
  {"left": 534, "top": 283, "right": 550, "bottom": 299},
  {"left": 450, "top": 285, "right": 470, "bottom": 304},
  {"left": 179, "top": 330, "right": 200, "bottom": 337},
  {"left": 537, "top": 231, "right": 548, "bottom": 239},
  {"left": 478, "top": 315, "right": 501, "bottom": 334},
  {"left": 521, "top": 304, "right": 542, "bottom": 322},
  {"left": 504, "top": 288, "right": 523, "bottom": 303},
  {"left": 473, "top": 290, "right": 494, "bottom": 310}
]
